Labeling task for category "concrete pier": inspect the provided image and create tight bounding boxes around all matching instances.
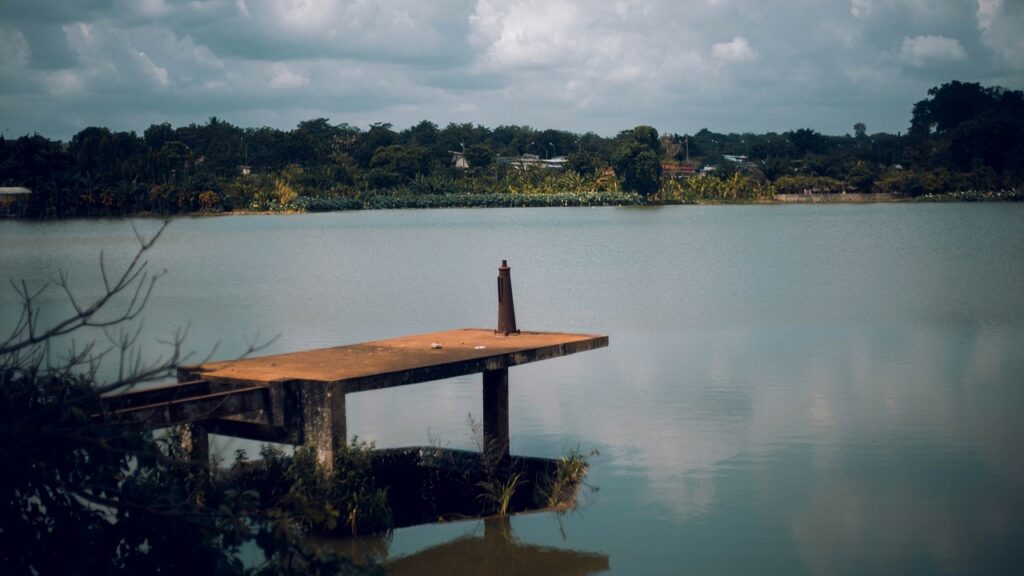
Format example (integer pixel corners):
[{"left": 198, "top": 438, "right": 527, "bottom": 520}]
[{"left": 104, "top": 329, "right": 607, "bottom": 470}]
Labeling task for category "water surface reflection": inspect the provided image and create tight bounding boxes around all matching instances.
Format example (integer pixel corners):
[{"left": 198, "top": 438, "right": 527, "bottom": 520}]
[{"left": 3, "top": 205, "right": 1023, "bottom": 574}]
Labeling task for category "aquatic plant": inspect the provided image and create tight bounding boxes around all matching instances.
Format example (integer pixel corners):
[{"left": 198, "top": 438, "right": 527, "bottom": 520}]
[
  {"left": 222, "top": 440, "right": 392, "bottom": 538},
  {"left": 541, "top": 447, "right": 599, "bottom": 509},
  {"left": 330, "top": 440, "right": 392, "bottom": 536},
  {"left": 477, "top": 472, "right": 524, "bottom": 517}
]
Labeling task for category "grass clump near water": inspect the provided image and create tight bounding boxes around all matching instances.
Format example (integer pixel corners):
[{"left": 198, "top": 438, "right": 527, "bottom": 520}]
[
  {"left": 221, "top": 439, "right": 392, "bottom": 538},
  {"left": 218, "top": 430, "right": 598, "bottom": 538},
  {"left": 477, "top": 472, "right": 525, "bottom": 517},
  {"left": 541, "top": 447, "right": 599, "bottom": 509}
]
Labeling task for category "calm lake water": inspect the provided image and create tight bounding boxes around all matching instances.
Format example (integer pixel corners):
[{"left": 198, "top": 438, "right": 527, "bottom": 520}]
[{"left": 2, "top": 204, "right": 1023, "bottom": 574}]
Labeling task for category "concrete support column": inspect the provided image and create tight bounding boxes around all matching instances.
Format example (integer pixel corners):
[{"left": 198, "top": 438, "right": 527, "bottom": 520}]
[
  {"left": 177, "top": 422, "right": 209, "bottom": 505},
  {"left": 300, "top": 382, "right": 347, "bottom": 471},
  {"left": 178, "top": 422, "right": 209, "bottom": 465},
  {"left": 482, "top": 368, "right": 510, "bottom": 464}
]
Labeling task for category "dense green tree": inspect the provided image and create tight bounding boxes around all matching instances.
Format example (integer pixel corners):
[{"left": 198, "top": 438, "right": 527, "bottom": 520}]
[
  {"left": 535, "top": 128, "right": 577, "bottom": 159},
  {"left": 489, "top": 125, "right": 536, "bottom": 156},
  {"left": 70, "top": 127, "right": 145, "bottom": 182},
  {"left": 290, "top": 118, "right": 335, "bottom": 168},
  {"left": 464, "top": 144, "right": 494, "bottom": 169},
  {"left": 845, "top": 161, "right": 878, "bottom": 191},
  {"left": 786, "top": 128, "right": 825, "bottom": 156},
  {"left": 566, "top": 151, "right": 601, "bottom": 176},
  {"left": 403, "top": 120, "right": 440, "bottom": 153},
  {"left": 367, "top": 145, "right": 430, "bottom": 189},
  {"left": 613, "top": 126, "right": 663, "bottom": 196},
  {"left": 144, "top": 122, "right": 176, "bottom": 150},
  {"left": 624, "top": 125, "right": 662, "bottom": 156},
  {"left": 353, "top": 123, "right": 398, "bottom": 167},
  {"left": 759, "top": 157, "right": 789, "bottom": 181},
  {"left": 908, "top": 81, "right": 1024, "bottom": 176},
  {"left": 911, "top": 81, "right": 998, "bottom": 136}
]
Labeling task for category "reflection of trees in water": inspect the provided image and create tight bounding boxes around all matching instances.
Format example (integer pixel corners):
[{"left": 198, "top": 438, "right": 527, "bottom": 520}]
[
  {"left": 384, "top": 517, "right": 609, "bottom": 576},
  {"left": 312, "top": 530, "right": 393, "bottom": 569}
]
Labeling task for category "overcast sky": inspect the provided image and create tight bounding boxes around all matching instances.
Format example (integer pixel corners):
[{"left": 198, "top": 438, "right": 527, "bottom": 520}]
[{"left": 1, "top": 0, "right": 1022, "bottom": 141}]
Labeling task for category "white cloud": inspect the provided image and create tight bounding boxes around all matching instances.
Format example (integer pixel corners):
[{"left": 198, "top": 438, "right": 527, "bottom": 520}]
[
  {"left": 133, "top": 0, "right": 171, "bottom": 19},
  {"left": 234, "top": 0, "right": 251, "bottom": 18},
  {"left": 215, "top": 0, "right": 467, "bottom": 62},
  {"left": 0, "top": 26, "right": 30, "bottom": 70},
  {"left": 269, "top": 66, "right": 309, "bottom": 89},
  {"left": 851, "top": 0, "right": 873, "bottom": 18},
  {"left": 976, "top": 0, "right": 1024, "bottom": 70},
  {"left": 137, "top": 50, "right": 168, "bottom": 87},
  {"left": 899, "top": 35, "right": 966, "bottom": 67},
  {"left": 64, "top": 23, "right": 121, "bottom": 81},
  {"left": 44, "top": 69, "right": 84, "bottom": 95},
  {"left": 711, "top": 37, "right": 758, "bottom": 63},
  {"left": 469, "top": 0, "right": 588, "bottom": 69}
]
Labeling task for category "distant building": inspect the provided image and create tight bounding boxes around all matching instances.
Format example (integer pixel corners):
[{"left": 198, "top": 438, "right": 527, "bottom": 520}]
[
  {"left": 0, "top": 186, "right": 31, "bottom": 213},
  {"left": 450, "top": 151, "right": 469, "bottom": 169},
  {"left": 238, "top": 165, "right": 252, "bottom": 176},
  {"left": 662, "top": 162, "right": 697, "bottom": 176},
  {"left": 0, "top": 186, "right": 32, "bottom": 196},
  {"left": 721, "top": 155, "right": 758, "bottom": 171},
  {"left": 495, "top": 153, "right": 566, "bottom": 170}
]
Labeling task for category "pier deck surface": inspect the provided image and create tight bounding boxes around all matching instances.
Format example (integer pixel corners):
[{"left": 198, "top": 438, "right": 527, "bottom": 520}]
[{"left": 187, "top": 328, "right": 607, "bottom": 393}]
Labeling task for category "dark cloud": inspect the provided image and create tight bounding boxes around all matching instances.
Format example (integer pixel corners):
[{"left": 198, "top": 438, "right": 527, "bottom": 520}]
[{"left": 0, "top": 0, "right": 1021, "bottom": 140}]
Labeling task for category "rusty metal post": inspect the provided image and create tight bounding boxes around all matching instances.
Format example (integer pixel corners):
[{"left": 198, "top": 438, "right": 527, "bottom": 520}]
[
  {"left": 496, "top": 260, "right": 519, "bottom": 335},
  {"left": 482, "top": 368, "right": 510, "bottom": 465}
]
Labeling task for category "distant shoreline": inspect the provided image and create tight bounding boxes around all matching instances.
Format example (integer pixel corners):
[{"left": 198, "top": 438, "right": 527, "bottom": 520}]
[
  {"left": 4, "top": 189, "right": 1024, "bottom": 220},
  {"left": 773, "top": 192, "right": 900, "bottom": 203}
]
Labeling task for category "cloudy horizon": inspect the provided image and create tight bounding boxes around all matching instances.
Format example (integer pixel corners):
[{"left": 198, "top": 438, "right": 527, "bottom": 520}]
[{"left": 1, "top": 0, "right": 1022, "bottom": 141}]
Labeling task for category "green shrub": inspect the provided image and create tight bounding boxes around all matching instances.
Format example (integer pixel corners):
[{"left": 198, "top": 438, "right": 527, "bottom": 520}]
[
  {"left": 222, "top": 441, "right": 392, "bottom": 537},
  {"left": 540, "top": 447, "right": 598, "bottom": 508},
  {"left": 773, "top": 174, "right": 843, "bottom": 194}
]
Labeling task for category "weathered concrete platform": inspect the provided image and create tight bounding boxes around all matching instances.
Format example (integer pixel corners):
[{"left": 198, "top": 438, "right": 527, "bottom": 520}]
[
  {"left": 108, "top": 328, "right": 607, "bottom": 469},
  {"left": 188, "top": 329, "right": 607, "bottom": 391}
]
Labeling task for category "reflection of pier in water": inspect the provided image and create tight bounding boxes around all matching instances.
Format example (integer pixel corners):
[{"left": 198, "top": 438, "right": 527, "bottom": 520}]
[{"left": 348, "top": 517, "right": 609, "bottom": 575}]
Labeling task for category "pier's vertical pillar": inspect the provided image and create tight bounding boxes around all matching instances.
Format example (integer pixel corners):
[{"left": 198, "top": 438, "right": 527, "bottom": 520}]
[
  {"left": 177, "top": 422, "right": 209, "bottom": 504},
  {"left": 178, "top": 422, "right": 209, "bottom": 465},
  {"left": 482, "top": 368, "right": 510, "bottom": 464},
  {"left": 300, "top": 382, "right": 347, "bottom": 471}
]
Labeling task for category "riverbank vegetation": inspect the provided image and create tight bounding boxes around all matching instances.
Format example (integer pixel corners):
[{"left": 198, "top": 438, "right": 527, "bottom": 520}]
[
  {"left": 0, "top": 225, "right": 380, "bottom": 574},
  {"left": 2, "top": 81, "right": 1021, "bottom": 218}
]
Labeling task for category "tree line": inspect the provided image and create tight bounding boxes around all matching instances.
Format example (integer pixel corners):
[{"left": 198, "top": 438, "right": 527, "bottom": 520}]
[{"left": 1, "top": 80, "right": 1021, "bottom": 217}]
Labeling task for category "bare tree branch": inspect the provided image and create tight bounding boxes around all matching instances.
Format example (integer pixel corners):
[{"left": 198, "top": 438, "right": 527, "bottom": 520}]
[{"left": 0, "top": 220, "right": 168, "bottom": 357}]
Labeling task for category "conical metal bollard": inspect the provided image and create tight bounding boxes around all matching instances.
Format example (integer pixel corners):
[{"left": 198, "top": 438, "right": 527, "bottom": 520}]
[{"left": 496, "top": 260, "right": 519, "bottom": 335}]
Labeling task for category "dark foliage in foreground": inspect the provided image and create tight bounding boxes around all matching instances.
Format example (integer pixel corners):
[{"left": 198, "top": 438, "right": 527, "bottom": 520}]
[{"left": 0, "top": 224, "right": 379, "bottom": 575}]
